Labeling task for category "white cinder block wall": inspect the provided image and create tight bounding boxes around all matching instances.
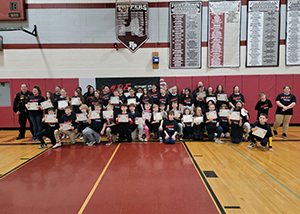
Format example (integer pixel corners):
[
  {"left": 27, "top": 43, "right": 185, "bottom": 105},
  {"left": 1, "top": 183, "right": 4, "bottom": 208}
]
[{"left": 0, "top": 1, "right": 298, "bottom": 78}]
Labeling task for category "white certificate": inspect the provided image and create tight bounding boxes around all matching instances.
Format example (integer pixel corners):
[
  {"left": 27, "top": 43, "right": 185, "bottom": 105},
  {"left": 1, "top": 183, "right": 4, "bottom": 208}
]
[
  {"left": 253, "top": 126, "right": 267, "bottom": 138},
  {"left": 103, "top": 111, "right": 114, "bottom": 119},
  {"left": 194, "top": 116, "right": 203, "bottom": 123},
  {"left": 136, "top": 93, "right": 143, "bottom": 98},
  {"left": 127, "top": 99, "right": 136, "bottom": 105},
  {"left": 142, "top": 112, "right": 151, "bottom": 120},
  {"left": 206, "top": 111, "right": 217, "bottom": 120},
  {"left": 58, "top": 100, "right": 68, "bottom": 109},
  {"left": 45, "top": 114, "right": 57, "bottom": 123},
  {"left": 41, "top": 100, "right": 53, "bottom": 109},
  {"left": 241, "top": 108, "right": 248, "bottom": 116},
  {"left": 229, "top": 111, "right": 240, "bottom": 120},
  {"left": 71, "top": 97, "right": 81, "bottom": 106},
  {"left": 60, "top": 122, "right": 72, "bottom": 131},
  {"left": 135, "top": 117, "right": 144, "bottom": 125},
  {"left": 118, "top": 114, "right": 129, "bottom": 122},
  {"left": 206, "top": 97, "right": 217, "bottom": 103},
  {"left": 174, "top": 110, "right": 181, "bottom": 118},
  {"left": 217, "top": 94, "right": 227, "bottom": 101},
  {"left": 219, "top": 109, "right": 230, "bottom": 117},
  {"left": 183, "top": 115, "right": 193, "bottom": 123},
  {"left": 197, "top": 92, "right": 206, "bottom": 99},
  {"left": 153, "top": 112, "right": 162, "bottom": 121},
  {"left": 28, "top": 102, "right": 39, "bottom": 110},
  {"left": 76, "top": 113, "right": 87, "bottom": 121},
  {"left": 110, "top": 97, "right": 119, "bottom": 104},
  {"left": 124, "top": 92, "right": 130, "bottom": 97},
  {"left": 89, "top": 111, "right": 100, "bottom": 119}
]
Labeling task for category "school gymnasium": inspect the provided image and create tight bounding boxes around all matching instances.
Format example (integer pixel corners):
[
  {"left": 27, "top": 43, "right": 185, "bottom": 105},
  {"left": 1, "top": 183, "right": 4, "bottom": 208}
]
[{"left": 0, "top": 0, "right": 299, "bottom": 213}]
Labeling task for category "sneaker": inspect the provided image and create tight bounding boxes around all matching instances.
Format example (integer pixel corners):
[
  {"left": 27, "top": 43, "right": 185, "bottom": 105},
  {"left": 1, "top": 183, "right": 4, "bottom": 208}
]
[
  {"left": 138, "top": 137, "right": 144, "bottom": 142},
  {"left": 215, "top": 138, "right": 223, "bottom": 144},
  {"left": 106, "top": 139, "right": 113, "bottom": 146},
  {"left": 52, "top": 142, "right": 62, "bottom": 149},
  {"left": 247, "top": 142, "right": 257, "bottom": 148},
  {"left": 273, "top": 130, "right": 278, "bottom": 136},
  {"left": 45, "top": 138, "right": 50, "bottom": 141},
  {"left": 159, "top": 137, "right": 163, "bottom": 142},
  {"left": 179, "top": 137, "right": 183, "bottom": 141},
  {"left": 220, "top": 133, "right": 225, "bottom": 138},
  {"left": 80, "top": 136, "right": 84, "bottom": 140},
  {"left": 144, "top": 138, "right": 148, "bottom": 142},
  {"left": 262, "top": 145, "right": 267, "bottom": 149},
  {"left": 61, "top": 135, "right": 65, "bottom": 139},
  {"left": 87, "top": 141, "right": 96, "bottom": 146},
  {"left": 282, "top": 133, "right": 287, "bottom": 139},
  {"left": 38, "top": 144, "right": 47, "bottom": 149},
  {"left": 16, "top": 135, "right": 24, "bottom": 140}
]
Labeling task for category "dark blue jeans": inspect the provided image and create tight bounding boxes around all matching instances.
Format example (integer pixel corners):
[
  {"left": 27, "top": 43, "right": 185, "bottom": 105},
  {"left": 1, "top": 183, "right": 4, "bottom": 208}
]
[
  {"left": 165, "top": 138, "right": 176, "bottom": 144},
  {"left": 231, "top": 137, "right": 243, "bottom": 144},
  {"left": 29, "top": 115, "right": 43, "bottom": 139},
  {"left": 207, "top": 126, "right": 223, "bottom": 141}
]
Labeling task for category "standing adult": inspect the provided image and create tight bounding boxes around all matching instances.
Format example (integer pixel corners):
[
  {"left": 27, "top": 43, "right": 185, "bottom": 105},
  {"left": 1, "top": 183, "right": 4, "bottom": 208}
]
[
  {"left": 228, "top": 85, "right": 245, "bottom": 109},
  {"left": 13, "top": 84, "right": 34, "bottom": 139},
  {"left": 273, "top": 85, "right": 296, "bottom": 139},
  {"left": 53, "top": 85, "right": 61, "bottom": 102}
]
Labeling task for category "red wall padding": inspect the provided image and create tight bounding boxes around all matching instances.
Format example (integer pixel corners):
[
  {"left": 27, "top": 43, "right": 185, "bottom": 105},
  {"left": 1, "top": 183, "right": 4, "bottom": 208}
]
[
  {"left": 0, "top": 78, "right": 79, "bottom": 128},
  {"left": 161, "top": 74, "right": 300, "bottom": 124}
]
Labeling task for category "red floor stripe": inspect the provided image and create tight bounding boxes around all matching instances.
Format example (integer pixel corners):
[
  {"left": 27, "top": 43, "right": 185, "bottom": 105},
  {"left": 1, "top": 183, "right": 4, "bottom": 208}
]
[
  {"left": 0, "top": 144, "right": 118, "bottom": 214},
  {"left": 83, "top": 143, "right": 219, "bottom": 214}
]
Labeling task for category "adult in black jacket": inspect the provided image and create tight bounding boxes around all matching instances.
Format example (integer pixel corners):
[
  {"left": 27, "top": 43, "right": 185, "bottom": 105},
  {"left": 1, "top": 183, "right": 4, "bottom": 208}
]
[{"left": 13, "top": 84, "right": 33, "bottom": 139}]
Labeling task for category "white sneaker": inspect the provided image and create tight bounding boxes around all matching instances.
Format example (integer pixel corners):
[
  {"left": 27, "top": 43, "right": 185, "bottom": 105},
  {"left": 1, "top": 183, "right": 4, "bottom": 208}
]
[
  {"left": 159, "top": 137, "right": 163, "bottom": 142},
  {"left": 38, "top": 144, "right": 47, "bottom": 149},
  {"left": 87, "top": 141, "right": 96, "bottom": 146},
  {"left": 52, "top": 142, "right": 61, "bottom": 149},
  {"left": 247, "top": 142, "right": 257, "bottom": 148},
  {"left": 45, "top": 138, "right": 50, "bottom": 141},
  {"left": 215, "top": 138, "right": 223, "bottom": 144},
  {"left": 220, "top": 133, "right": 225, "bottom": 138},
  {"left": 138, "top": 137, "right": 144, "bottom": 142}
]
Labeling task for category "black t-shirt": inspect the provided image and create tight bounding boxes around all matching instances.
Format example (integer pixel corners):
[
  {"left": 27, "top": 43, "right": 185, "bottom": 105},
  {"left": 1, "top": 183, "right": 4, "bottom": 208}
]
[
  {"left": 140, "top": 95, "right": 152, "bottom": 108},
  {"left": 228, "top": 93, "right": 245, "bottom": 106},
  {"left": 26, "top": 95, "right": 45, "bottom": 116},
  {"left": 230, "top": 120, "right": 244, "bottom": 139},
  {"left": 220, "top": 117, "right": 229, "bottom": 133},
  {"left": 251, "top": 121, "right": 272, "bottom": 140},
  {"left": 53, "top": 93, "right": 60, "bottom": 102},
  {"left": 255, "top": 99, "right": 273, "bottom": 119},
  {"left": 127, "top": 95, "right": 139, "bottom": 105},
  {"left": 101, "top": 92, "right": 112, "bottom": 108},
  {"left": 204, "top": 111, "right": 221, "bottom": 132},
  {"left": 158, "top": 94, "right": 170, "bottom": 107},
  {"left": 59, "top": 113, "right": 77, "bottom": 128},
  {"left": 163, "top": 119, "right": 179, "bottom": 136},
  {"left": 169, "top": 94, "right": 181, "bottom": 105},
  {"left": 150, "top": 90, "right": 159, "bottom": 105},
  {"left": 128, "top": 110, "right": 140, "bottom": 131},
  {"left": 181, "top": 96, "right": 194, "bottom": 107},
  {"left": 88, "top": 99, "right": 101, "bottom": 111},
  {"left": 89, "top": 113, "right": 107, "bottom": 133},
  {"left": 275, "top": 93, "right": 296, "bottom": 115},
  {"left": 42, "top": 121, "right": 59, "bottom": 133}
]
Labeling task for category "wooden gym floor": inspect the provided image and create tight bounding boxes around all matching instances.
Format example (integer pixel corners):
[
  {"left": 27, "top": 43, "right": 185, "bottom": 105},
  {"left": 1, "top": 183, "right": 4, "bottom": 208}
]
[{"left": 0, "top": 128, "right": 300, "bottom": 214}]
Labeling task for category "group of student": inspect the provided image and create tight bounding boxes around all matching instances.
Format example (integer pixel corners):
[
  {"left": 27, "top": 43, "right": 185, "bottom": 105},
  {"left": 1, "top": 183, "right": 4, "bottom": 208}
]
[{"left": 13, "top": 82, "right": 297, "bottom": 152}]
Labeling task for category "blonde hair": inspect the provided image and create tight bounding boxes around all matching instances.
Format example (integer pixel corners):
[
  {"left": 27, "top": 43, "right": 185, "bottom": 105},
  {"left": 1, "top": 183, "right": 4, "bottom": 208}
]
[{"left": 79, "top": 104, "right": 89, "bottom": 112}]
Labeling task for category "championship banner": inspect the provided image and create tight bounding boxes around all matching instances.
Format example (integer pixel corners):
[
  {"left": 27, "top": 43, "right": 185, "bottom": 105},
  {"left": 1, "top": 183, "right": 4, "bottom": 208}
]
[
  {"left": 208, "top": 1, "right": 241, "bottom": 68},
  {"left": 246, "top": 0, "right": 280, "bottom": 67},
  {"left": 286, "top": 0, "right": 300, "bottom": 66},
  {"left": 96, "top": 77, "right": 159, "bottom": 92},
  {"left": 116, "top": 2, "right": 149, "bottom": 53},
  {"left": 169, "top": 2, "right": 202, "bottom": 69}
]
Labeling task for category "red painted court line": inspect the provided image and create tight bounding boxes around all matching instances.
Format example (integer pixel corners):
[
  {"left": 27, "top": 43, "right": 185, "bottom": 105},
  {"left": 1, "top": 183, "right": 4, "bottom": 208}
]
[
  {"left": 82, "top": 143, "right": 219, "bottom": 214},
  {"left": 0, "top": 144, "right": 118, "bottom": 214}
]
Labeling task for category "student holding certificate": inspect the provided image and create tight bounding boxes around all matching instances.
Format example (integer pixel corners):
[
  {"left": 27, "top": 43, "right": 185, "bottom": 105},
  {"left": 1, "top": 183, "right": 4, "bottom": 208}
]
[
  {"left": 53, "top": 106, "right": 77, "bottom": 148},
  {"left": 75, "top": 104, "right": 89, "bottom": 139},
  {"left": 37, "top": 108, "right": 58, "bottom": 148},
  {"left": 104, "top": 104, "right": 118, "bottom": 146},
  {"left": 127, "top": 88, "right": 139, "bottom": 107},
  {"left": 71, "top": 89, "right": 84, "bottom": 114},
  {"left": 195, "top": 86, "right": 206, "bottom": 114},
  {"left": 182, "top": 108, "right": 193, "bottom": 139},
  {"left": 248, "top": 113, "right": 273, "bottom": 151},
  {"left": 171, "top": 101, "right": 183, "bottom": 141},
  {"left": 219, "top": 104, "right": 230, "bottom": 138},
  {"left": 116, "top": 104, "right": 133, "bottom": 142},
  {"left": 192, "top": 107, "right": 205, "bottom": 141},
  {"left": 26, "top": 86, "right": 45, "bottom": 141},
  {"left": 228, "top": 107, "right": 244, "bottom": 144},
  {"left": 140, "top": 88, "right": 152, "bottom": 113},
  {"left": 204, "top": 103, "right": 223, "bottom": 143},
  {"left": 109, "top": 89, "right": 122, "bottom": 114},
  {"left": 128, "top": 104, "right": 144, "bottom": 141},
  {"left": 42, "top": 91, "right": 55, "bottom": 114},
  {"left": 56, "top": 88, "right": 70, "bottom": 120},
  {"left": 236, "top": 101, "right": 251, "bottom": 141},
  {"left": 88, "top": 90, "right": 101, "bottom": 111},
  {"left": 214, "top": 84, "right": 228, "bottom": 109},
  {"left": 150, "top": 104, "right": 163, "bottom": 140},
  {"left": 82, "top": 104, "right": 107, "bottom": 146}
]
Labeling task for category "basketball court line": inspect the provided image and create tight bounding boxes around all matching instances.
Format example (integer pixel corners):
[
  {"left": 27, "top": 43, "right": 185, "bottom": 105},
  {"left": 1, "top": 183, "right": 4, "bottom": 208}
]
[
  {"left": 0, "top": 147, "right": 51, "bottom": 180},
  {"left": 182, "top": 141, "right": 226, "bottom": 214},
  {"left": 225, "top": 141, "right": 300, "bottom": 200},
  {"left": 78, "top": 143, "right": 121, "bottom": 214}
]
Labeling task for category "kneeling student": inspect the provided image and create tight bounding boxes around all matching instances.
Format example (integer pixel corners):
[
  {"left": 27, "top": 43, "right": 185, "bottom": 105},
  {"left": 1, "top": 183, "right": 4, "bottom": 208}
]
[
  {"left": 248, "top": 113, "right": 274, "bottom": 151},
  {"left": 37, "top": 108, "right": 58, "bottom": 149},
  {"left": 53, "top": 106, "right": 77, "bottom": 149},
  {"left": 82, "top": 104, "right": 107, "bottom": 146},
  {"left": 163, "top": 110, "right": 179, "bottom": 144}
]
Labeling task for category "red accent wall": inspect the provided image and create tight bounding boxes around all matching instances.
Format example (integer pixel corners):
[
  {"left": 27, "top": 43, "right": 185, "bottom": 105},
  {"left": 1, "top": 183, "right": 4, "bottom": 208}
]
[
  {"left": 0, "top": 78, "right": 78, "bottom": 128},
  {"left": 161, "top": 74, "right": 299, "bottom": 124}
]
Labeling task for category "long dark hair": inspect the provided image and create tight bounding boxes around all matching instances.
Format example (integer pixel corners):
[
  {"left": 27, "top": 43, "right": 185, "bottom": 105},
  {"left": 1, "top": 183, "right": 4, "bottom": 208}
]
[
  {"left": 46, "top": 90, "right": 55, "bottom": 103},
  {"left": 33, "top": 86, "right": 41, "bottom": 95},
  {"left": 182, "top": 87, "right": 192, "bottom": 98}
]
